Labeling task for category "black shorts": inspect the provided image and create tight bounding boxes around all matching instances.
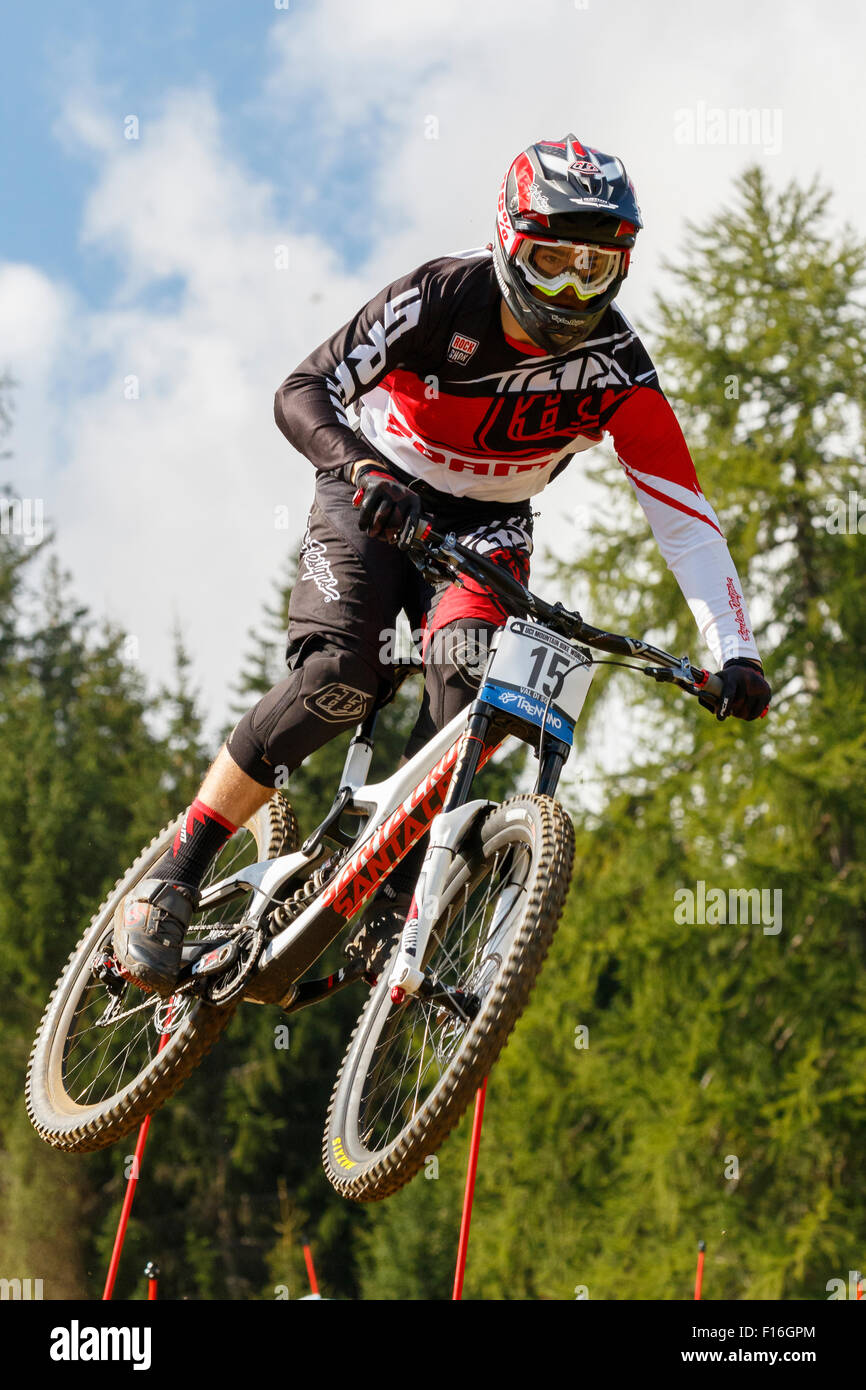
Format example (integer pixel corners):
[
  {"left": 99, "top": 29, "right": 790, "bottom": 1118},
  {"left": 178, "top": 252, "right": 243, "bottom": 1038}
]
[
  {"left": 227, "top": 466, "right": 533, "bottom": 786},
  {"left": 287, "top": 467, "right": 534, "bottom": 682}
]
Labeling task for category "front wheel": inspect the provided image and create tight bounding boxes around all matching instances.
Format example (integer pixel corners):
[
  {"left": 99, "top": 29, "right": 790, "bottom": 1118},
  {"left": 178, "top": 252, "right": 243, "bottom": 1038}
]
[
  {"left": 26, "top": 795, "right": 297, "bottom": 1153},
  {"left": 323, "top": 793, "right": 575, "bottom": 1202}
]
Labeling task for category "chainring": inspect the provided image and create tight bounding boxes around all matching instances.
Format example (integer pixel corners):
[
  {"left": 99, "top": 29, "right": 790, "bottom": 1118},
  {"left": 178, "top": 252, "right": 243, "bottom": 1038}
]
[{"left": 201, "top": 926, "right": 266, "bottom": 1004}]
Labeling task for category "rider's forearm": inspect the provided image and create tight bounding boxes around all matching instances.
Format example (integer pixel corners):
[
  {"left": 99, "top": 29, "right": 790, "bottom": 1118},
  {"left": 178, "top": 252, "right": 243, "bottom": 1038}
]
[
  {"left": 669, "top": 536, "right": 762, "bottom": 668},
  {"left": 274, "top": 265, "right": 429, "bottom": 477},
  {"left": 604, "top": 388, "right": 762, "bottom": 668},
  {"left": 273, "top": 374, "right": 375, "bottom": 479}
]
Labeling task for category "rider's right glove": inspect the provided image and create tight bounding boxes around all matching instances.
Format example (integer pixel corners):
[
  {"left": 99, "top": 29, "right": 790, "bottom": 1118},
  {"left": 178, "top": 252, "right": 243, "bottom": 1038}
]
[
  {"left": 699, "top": 657, "right": 772, "bottom": 722},
  {"left": 352, "top": 466, "right": 421, "bottom": 541}
]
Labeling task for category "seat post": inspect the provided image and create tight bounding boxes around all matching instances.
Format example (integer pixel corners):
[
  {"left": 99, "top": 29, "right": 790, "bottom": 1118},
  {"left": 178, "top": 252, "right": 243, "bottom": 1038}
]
[{"left": 338, "top": 708, "right": 379, "bottom": 792}]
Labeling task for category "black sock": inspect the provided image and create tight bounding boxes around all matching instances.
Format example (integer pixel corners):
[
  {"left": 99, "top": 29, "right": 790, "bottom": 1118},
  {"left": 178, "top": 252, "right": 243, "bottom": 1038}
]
[{"left": 150, "top": 798, "right": 238, "bottom": 892}]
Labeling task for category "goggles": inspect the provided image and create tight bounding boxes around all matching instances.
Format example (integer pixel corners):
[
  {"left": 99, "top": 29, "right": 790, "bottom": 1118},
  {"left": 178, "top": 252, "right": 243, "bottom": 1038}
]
[{"left": 517, "top": 238, "right": 626, "bottom": 302}]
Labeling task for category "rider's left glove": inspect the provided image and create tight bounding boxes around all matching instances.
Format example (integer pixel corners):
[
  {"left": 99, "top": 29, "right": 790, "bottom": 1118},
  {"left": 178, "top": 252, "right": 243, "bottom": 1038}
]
[{"left": 700, "top": 657, "right": 772, "bottom": 722}]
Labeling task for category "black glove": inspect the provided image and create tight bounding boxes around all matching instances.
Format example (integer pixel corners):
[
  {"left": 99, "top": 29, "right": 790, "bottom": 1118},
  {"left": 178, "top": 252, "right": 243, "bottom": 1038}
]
[
  {"left": 700, "top": 657, "right": 772, "bottom": 722},
  {"left": 352, "top": 466, "right": 421, "bottom": 540}
]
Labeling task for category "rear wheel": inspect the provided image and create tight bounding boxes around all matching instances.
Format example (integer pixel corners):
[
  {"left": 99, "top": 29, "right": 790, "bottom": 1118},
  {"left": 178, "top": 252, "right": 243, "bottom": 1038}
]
[
  {"left": 323, "top": 794, "right": 574, "bottom": 1202},
  {"left": 26, "top": 795, "right": 298, "bottom": 1153}
]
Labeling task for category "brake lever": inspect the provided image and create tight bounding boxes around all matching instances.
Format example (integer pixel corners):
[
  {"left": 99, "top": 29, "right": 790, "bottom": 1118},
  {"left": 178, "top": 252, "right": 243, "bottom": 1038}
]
[
  {"left": 398, "top": 511, "right": 433, "bottom": 551},
  {"left": 644, "top": 663, "right": 723, "bottom": 712}
]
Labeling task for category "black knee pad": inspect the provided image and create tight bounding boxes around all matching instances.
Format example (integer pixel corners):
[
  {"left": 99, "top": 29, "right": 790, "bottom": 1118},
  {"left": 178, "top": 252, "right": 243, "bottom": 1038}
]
[
  {"left": 421, "top": 619, "right": 499, "bottom": 731},
  {"left": 227, "top": 643, "right": 382, "bottom": 788}
]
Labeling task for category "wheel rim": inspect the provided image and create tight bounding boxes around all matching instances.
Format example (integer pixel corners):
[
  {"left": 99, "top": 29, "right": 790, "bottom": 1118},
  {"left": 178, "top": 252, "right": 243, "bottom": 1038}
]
[
  {"left": 351, "top": 835, "right": 532, "bottom": 1160},
  {"left": 49, "top": 822, "right": 266, "bottom": 1117}
]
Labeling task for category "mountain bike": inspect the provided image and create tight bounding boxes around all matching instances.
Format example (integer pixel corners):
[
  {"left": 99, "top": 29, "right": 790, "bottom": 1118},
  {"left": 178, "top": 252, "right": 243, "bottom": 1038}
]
[{"left": 26, "top": 513, "right": 724, "bottom": 1201}]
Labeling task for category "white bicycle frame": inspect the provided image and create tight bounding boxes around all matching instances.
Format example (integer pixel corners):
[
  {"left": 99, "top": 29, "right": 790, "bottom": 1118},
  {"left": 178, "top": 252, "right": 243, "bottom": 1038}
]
[
  {"left": 197, "top": 704, "right": 491, "bottom": 999},
  {"left": 197, "top": 614, "right": 594, "bottom": 1003}
]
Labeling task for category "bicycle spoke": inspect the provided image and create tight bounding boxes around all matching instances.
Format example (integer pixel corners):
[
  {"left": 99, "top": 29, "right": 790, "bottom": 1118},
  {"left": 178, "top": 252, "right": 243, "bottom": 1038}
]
[
  {"left": 356, "top": 844, "right": 528, "bottom": 1155},
  {"left": 55, "top": 826, "right": 264, "bottom": 1113}
]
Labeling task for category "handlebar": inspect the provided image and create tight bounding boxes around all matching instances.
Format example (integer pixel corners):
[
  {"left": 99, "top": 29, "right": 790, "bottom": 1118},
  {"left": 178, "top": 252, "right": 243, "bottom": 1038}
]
[{"left": 398, "top": 512, "right": 726, "bottom": 713}]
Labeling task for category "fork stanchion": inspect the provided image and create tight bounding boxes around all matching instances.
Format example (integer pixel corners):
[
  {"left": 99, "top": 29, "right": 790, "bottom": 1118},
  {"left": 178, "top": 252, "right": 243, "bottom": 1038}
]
[
  {"left": 102, "top": 1016, "right": 173, "bottom": 1301},
  {"left": 452, "top": 1079, "right": 488, "bottom": 1301},
  {"left": 694, "top": 1240, "right": 706, "bottom": 1301}
]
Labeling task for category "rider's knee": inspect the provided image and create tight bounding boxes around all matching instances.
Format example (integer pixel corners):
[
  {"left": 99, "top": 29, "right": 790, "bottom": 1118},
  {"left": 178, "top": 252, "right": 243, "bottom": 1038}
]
[
  {"left": 426, "top": 618, "right": 498, "bottom": 691},
  {"left": 418, "top": 618, "right": 499, "bottom": 734},
  {"left": 227, "top": 642, "right": 381, "bottom": 788}
]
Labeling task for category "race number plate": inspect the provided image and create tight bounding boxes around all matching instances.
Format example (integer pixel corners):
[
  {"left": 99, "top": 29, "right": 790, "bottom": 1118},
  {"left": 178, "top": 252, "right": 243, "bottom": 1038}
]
[{"left": 479, "top": 618, "right": 594, "bottom": 746}]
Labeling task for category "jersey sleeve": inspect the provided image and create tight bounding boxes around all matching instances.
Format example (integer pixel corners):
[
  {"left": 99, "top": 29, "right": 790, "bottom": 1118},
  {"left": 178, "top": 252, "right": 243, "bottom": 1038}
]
[
  {"left": 274, "top": 263, "right": 435, "bottom": 476},
  {"left": 603, "top": 352, "right": 761, "bottom": 668}
]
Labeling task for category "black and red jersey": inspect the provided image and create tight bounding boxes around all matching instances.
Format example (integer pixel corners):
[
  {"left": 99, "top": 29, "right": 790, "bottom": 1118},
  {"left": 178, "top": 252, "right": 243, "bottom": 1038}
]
[{"left": 274, "top": 247, "right": 760, "bottom": 667}]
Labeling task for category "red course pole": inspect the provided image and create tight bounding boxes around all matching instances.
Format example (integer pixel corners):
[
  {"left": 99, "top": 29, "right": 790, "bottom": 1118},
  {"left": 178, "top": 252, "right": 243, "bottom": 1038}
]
[
  {"left": 694, "top": 1240, "right": 706, "bottom": 1301},
  {"left": 144, "top": 1260, "right": 159, "bottom": 1300},
  {"left": 452, "top": 1079, "right": 488, "bottom": 1301},
  {"left": 303, "top": 1244, "right": 320, "bottom": 1298},
  {"left": 102, "top": 1021, "right": 172, "bottom": 1301}
]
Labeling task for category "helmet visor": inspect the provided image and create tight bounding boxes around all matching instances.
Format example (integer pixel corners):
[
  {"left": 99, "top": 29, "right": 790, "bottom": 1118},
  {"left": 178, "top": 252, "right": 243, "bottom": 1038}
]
[{"left": 518, "top": 239, "right": 625, "bottom": 303}]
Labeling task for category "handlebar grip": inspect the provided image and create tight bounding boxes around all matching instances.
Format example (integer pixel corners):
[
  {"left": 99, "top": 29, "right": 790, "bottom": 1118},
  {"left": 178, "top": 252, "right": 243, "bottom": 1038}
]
[
  {"left": 702, "top": 672, "right": 724, "bottom": 702},
  {"left": 689, "top": 668, "right": 724, "bottom": 714}
]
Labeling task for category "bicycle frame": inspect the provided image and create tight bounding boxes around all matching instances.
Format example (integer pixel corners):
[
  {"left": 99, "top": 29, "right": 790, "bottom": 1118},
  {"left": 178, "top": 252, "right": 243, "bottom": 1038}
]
[
  {"left": 197, "top": 699, "right": 513, "bottom": 1007},
  {"left": 193, "top": 515, "right": 725, "bottom": 1011}
]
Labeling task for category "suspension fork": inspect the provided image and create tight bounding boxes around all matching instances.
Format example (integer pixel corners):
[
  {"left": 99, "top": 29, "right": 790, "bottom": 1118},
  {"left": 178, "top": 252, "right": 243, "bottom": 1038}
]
[
  {"left": 388, "top": 700, "right": 499, "bottom": 999},
  {"left": 442, "top": 701, "right": 572, "bottom": 804},
  {"left": 439, "top": 702, "right": 496, "bottom": 813},
  {"left": 534, "top": 735, "right": 571, "bottom": 797}
]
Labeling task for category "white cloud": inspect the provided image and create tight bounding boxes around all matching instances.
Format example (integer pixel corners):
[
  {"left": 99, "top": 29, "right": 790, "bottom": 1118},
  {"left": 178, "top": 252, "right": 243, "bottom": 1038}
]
[
  {"left": 0, "top": 263, "right": 70, "bottom": 368},
  {"left": 5, "top": 86, "right": 375, "bottom": 736},
  {"left": 0, "top": 264, "right": 74, "bottom": 500}
]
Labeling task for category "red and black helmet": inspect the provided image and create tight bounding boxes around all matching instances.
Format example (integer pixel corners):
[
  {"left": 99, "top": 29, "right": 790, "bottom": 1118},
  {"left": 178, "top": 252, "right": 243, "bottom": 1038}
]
[{"left": 493, "top": 134, "right": 643, "bottom": 353}]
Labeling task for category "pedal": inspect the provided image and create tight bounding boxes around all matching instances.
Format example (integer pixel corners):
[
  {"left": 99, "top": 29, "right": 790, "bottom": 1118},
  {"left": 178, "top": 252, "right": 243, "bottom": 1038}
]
[{"left": 91, "top": 950, "right": 129, "bottom": 997}]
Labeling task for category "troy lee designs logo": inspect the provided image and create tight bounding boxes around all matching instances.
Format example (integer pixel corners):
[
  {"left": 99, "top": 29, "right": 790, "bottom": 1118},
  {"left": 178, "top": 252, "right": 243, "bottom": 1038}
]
[
  {"left": 726, "top": 577, "right": 752, "bottom": 641},
  {"left": 300, "top": 528, "right": 339, "bottom": 603},
  {"left": 384, "top": 350, "right": 635, "bottom": 477}
]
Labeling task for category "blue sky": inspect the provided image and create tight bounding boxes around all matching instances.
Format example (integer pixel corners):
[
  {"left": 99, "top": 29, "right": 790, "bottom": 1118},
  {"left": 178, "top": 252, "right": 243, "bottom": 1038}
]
[
  {"left": 2, "top": 0, "right": 863, "bottom": 748},
  {"left": 1, "top": 0, "right": 390, "bottom": 298}
]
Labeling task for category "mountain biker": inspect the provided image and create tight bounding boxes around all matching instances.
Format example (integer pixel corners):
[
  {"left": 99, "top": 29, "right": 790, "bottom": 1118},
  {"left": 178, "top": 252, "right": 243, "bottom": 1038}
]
[{"left": 113, "top": 134, "right": 772, "bottom": 996}]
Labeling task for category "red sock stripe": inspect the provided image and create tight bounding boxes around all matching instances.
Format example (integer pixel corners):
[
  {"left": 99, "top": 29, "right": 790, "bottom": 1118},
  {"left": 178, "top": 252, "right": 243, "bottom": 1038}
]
[{"left": 192, "top": 798, "right": 239, "bottom": 835}]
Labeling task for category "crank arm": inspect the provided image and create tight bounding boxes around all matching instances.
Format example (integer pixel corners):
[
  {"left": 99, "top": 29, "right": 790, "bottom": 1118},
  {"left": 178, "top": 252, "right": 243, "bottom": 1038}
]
[{"left": 174, "top": 936, "right": 240, "bottom": 985}]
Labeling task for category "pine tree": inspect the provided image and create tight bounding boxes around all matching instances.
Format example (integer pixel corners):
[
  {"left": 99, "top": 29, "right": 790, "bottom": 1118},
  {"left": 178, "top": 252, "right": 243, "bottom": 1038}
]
[
  {"left": 0, "top": 513, "right": 209, "bottom": 1295},
  {"left": 358, "top": 167, "right": 866, "bottom": 1300}
]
